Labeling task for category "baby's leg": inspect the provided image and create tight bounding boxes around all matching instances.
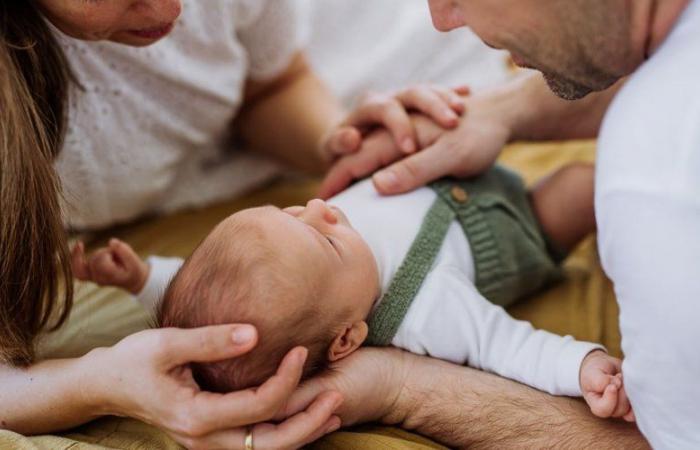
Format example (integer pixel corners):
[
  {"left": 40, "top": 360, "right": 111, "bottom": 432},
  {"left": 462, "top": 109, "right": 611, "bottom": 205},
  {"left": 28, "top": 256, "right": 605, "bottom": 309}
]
[{"left": 530, "top": 163, "right": 596, "bottom": 253}]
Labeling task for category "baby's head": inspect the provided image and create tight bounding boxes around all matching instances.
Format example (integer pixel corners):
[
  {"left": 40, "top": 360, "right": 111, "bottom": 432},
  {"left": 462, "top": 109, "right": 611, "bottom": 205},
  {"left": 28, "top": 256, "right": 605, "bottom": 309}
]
[{"left": 158, "top": 199, "right": 379, "bottom": 392}]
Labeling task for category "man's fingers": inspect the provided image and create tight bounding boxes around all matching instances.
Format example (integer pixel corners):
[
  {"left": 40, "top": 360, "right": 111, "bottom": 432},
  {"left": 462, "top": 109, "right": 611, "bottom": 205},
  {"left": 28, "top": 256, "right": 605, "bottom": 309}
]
[
  {"left": 318, "top": 132, "right": 403, "bottom": 199},
  {"left": 623, "top": 409, "right": 636, "bottom": 423},
  {"left": 187, "top": 347, "right": 308, "bottom": 431},
  {"left": 254, "top": 392, "right": 342, "bottom": 450},
  {"left": 156, "top": 324, "right": 258, "bottom": 367},
  {"left": 372, "top": 140, "right": 459, "bottom": 195},
  {"left": 396, "top": 88, "right": 460, "bottom": 128},
  {"left": 70, "top": 241, "right": 91, "bottom": 281}
]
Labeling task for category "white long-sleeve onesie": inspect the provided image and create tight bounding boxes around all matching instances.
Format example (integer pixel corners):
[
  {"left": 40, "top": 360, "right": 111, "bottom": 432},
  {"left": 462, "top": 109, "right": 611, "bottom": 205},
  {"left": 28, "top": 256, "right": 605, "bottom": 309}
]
[{"left": 137, "top": 178, "right": 601, "bottom": 397}]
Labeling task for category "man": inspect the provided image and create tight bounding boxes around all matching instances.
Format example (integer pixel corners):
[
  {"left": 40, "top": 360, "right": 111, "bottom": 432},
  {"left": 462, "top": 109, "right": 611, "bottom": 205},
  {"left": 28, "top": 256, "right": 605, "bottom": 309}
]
[{"left": 300, "top": 0, "right": 699, "bottom": 448}]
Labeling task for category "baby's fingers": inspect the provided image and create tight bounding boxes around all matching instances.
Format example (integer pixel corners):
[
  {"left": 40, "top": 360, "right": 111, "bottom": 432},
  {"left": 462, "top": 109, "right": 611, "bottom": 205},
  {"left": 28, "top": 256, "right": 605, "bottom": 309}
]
[
  {"left": 611, "top": 385, "right": 632, "bottom": 419},
  {"left": 588, "top": 384, "right": 619, "bottom": 418},
  {"left": 109, "top": 238, "right": 143, "bottom": 270},
  {"left": 88, "top": 249, "right": 123, "bottom": 285},
  {"left": 71, "top": 241, "right": 91, "bottom": 281}
]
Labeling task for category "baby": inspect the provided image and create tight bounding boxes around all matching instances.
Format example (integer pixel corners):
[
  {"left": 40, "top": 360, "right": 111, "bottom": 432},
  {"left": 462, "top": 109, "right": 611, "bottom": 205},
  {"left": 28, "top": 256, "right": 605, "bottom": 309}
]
[{"left": 73, "top": 163, "right": 633, "bottom": 421}]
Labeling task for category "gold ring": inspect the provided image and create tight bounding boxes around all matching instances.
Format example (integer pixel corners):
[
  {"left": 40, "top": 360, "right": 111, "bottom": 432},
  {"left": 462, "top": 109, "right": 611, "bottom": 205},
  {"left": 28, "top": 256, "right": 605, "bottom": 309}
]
[{"left": 244, "top": 426, "right": 254, "bottom": 450}]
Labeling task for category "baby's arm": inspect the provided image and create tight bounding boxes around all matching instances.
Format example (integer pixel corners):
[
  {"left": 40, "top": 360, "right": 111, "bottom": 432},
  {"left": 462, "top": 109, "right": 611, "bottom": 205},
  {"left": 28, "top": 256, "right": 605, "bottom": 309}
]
[
  {"left": 71, "top": 239, "right": 183, "bottom": 312},
  {"left": 393, "top": 267, "right": 602, "bottom": 396}
]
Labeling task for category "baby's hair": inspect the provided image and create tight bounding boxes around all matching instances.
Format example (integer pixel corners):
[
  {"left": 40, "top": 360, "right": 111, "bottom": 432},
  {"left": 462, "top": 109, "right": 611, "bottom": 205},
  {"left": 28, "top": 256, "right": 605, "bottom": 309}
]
[{"left": 157, "top": 213, "right": 334, "bottom": 393}]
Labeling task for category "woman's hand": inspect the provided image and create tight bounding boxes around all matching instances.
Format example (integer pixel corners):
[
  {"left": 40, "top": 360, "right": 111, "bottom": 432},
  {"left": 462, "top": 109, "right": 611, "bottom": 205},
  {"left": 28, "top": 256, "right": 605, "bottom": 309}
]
[
  {"left": 319, "top": 86, "right": 518, "bottom": 199},
  {"left": 85, "top": 324, "right": 342, "bottom": 449},
  {"left": 320, "top": 85, "right": 469, "bottom": 165}
]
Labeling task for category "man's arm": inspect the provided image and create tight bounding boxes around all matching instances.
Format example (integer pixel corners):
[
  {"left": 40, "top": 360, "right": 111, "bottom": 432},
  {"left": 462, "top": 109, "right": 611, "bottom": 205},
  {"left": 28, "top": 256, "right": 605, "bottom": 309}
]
[
  {"left": 288, "top": 348, "right": 647, "bottom": 449},
  {"left": 389, "top": 351, "right": 646, "bottom": 449}
]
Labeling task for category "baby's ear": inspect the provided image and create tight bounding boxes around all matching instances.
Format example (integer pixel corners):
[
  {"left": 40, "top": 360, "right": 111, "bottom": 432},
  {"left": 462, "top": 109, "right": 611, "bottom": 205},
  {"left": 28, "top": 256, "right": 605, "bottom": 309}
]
[{"left": 328, "top": 321, "right": 368, "bottom": 362}]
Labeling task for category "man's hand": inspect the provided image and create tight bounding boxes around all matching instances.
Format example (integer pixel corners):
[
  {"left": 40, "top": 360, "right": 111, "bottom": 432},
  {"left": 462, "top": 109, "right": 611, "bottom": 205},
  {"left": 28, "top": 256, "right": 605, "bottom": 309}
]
[
  {"left": 320, "top": 85, "right": 468, "bottom": 166},
  {"left": 580, "top": 351, "right": 635, "bottom": 422},
  {"left": 319, "top": 86, "right": 516, "bottom": 198},
  {"left": 71, "top": 239, "right": 150, "bottom": 295},
  {"left": 281, "top": 347, "right": 411, "bottom": 427}
]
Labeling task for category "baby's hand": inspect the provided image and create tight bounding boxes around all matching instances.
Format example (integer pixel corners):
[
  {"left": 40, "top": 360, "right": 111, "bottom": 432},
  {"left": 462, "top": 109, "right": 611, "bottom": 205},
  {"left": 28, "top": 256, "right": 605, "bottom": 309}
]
[
  {"left": 320, "top": 84, "right": 469, "bottom": 165},
  {"left": 71, "top": 239, "right": 150, "bottom": 295},
  {"left": 580, "top": 350, "right": 635, "bottom": 422}
]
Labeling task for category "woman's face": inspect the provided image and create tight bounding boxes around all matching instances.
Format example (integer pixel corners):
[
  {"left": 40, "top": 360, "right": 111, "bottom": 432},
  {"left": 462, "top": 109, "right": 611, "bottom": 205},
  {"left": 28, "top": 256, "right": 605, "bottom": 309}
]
[{"left": 36, "top": 0, "right": 182, "bottom": 46}]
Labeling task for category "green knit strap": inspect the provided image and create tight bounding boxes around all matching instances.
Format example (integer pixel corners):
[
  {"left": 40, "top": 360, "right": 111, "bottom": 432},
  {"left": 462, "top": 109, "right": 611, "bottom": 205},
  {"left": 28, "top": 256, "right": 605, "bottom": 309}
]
[{"left": 366, "top": 197, "right": 456, "bottom": 346}]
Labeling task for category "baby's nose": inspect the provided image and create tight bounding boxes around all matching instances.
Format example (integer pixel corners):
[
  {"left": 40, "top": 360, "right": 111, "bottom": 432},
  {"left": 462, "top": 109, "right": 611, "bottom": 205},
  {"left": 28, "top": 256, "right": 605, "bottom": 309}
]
[{"left": 303, "top": 199, "right": 337, "bottom": 224}]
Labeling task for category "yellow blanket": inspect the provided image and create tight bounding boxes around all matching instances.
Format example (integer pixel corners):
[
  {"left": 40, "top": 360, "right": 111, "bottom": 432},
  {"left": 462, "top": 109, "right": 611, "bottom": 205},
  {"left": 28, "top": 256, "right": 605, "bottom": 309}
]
[{"left": 1, "top": 140, "right": 620, "bottom": 449}]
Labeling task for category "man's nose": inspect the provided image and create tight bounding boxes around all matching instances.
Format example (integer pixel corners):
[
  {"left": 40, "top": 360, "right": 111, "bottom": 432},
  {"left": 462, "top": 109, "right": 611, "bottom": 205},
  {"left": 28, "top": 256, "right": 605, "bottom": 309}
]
[{"left": 427, "top": 0, "right": 465, "bottom": 32}]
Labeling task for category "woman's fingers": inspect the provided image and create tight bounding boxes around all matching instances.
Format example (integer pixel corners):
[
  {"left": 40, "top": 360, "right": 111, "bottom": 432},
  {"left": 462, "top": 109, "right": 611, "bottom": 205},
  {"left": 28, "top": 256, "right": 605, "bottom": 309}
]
[
  {"left": 342, "top": 94, "right": 416, "bottom": 154},
  {"left": 185, "top": 347, "right": 308, "bottom": 431},
  {"left": 395, "top": 88, "right": 460, "bottom": 128},
  {"left": 253, "top": 392, "right": 342, "bottom": 450},
  {"left": 179, "top": 393, "right": 341, "bottom": 450},
  {"left": 323, "top": 126, "right": 363, "bottom": 159},
  {"left": 156, "top": 324, "right": 259, "bottom": 368}
]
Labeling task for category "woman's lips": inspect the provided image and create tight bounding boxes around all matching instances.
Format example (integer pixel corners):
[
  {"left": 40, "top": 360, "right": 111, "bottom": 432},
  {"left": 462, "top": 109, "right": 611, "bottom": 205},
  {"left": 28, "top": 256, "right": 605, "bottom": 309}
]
[{"left": 127, "top": 22, "right": 174, "bottom": 40}]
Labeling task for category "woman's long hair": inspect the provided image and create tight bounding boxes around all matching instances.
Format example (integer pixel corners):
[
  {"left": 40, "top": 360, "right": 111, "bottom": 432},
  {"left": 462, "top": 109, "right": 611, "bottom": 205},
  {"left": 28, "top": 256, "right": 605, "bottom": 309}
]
[{"left": 0, "top": 1, "right": 73, "bottom": 365}]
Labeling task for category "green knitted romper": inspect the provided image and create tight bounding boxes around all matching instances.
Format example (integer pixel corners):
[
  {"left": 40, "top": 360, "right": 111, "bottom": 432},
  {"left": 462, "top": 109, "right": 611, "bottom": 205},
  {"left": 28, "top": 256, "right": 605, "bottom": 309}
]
[{"left": 366, "top": 165, "right": 564, "bottom": 346}]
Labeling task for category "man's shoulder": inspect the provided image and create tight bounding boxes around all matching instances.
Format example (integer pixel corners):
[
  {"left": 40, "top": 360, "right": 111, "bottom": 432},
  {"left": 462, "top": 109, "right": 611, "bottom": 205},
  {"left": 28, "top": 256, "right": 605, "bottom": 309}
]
[{"left": 598, "top": 4, "right": 700, "bottom": 189}]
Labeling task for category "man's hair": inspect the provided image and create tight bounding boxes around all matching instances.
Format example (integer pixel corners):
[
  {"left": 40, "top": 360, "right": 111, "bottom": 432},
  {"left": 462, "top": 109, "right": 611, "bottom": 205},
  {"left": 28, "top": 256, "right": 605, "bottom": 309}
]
[{"left": 157, "top": 216, "right": 335, "bottom": 393}]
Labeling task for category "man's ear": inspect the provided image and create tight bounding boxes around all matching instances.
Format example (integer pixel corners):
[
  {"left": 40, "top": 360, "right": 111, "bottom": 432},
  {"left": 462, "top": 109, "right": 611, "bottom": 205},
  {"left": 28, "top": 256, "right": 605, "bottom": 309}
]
[{"left": 328, "top": 321, "right": 368, "bottom": 362}]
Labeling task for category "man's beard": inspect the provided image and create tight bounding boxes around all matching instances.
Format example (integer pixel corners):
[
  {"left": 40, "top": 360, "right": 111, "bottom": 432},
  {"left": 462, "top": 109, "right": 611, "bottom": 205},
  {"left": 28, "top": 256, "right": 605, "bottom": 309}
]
[{"left": 541, "top": 72, "right": 594, "bottom": 100}]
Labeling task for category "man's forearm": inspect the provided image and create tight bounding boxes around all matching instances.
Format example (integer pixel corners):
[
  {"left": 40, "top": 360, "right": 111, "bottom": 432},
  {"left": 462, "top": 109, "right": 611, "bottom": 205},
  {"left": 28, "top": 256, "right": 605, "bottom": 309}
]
[
  {"left": 501, "top": 73, "right": 623, "bottom": 142},
  {"left": 237, "top": 53, "right": 344, "bottom": 174},
  {"left": 384, "top": 354, "right": 647, "bottom": 449}
]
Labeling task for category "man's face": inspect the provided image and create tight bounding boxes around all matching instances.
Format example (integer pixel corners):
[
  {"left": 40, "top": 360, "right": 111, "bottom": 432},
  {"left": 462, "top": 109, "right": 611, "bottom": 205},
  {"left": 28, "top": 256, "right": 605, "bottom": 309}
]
[{"left": 428, "top": 0, "right": 640, "bottom": 100}]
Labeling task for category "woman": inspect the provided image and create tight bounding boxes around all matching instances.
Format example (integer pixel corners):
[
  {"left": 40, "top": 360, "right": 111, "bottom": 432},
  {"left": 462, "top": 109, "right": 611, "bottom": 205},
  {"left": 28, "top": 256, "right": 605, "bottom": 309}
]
[{"left": 0, "top": 0, "right": 462, "bottom": 448}]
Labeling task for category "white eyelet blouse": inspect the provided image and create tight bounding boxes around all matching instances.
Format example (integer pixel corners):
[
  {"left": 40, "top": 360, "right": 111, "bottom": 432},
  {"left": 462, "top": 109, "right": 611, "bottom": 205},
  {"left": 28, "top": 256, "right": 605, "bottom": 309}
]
[{"left": 53, "top": 0, "right": 306, "bottom": 230}]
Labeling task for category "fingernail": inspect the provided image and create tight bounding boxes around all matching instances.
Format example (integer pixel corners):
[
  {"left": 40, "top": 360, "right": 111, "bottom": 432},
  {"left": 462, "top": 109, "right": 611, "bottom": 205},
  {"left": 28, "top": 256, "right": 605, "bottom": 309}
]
[
  {"left": 444, "top": 108, "right": 458, "bottom": 120},
  {"left": 231, "top": 326, "right": 255, "bottom": 344},
  {"left": 326, "top": 420, "right": 341, "bottom": 434},
  {"left": 401, "top": 138, "right": 415, "bottom": 153},
  {"left": 374, "top": 171, "right": 399, "bottom": 190}
]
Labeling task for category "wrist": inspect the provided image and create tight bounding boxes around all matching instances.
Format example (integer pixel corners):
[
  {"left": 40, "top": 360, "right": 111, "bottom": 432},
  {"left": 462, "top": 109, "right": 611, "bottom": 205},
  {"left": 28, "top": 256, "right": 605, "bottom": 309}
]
[
  {"left": 78, "top": 347, "right": 119, "bottom": 417},
  {"left": 128, "top": 262, "right": 151, "bottom": 295},
  {"left": 378, "top": 350, "right": 431, "bottom": 428}
]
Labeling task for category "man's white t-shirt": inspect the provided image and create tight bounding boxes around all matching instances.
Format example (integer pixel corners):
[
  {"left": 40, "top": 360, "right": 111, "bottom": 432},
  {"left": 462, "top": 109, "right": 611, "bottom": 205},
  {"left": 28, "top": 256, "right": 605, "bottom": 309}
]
[{"left": 596, "top": 1, "right": 700, "bottom": 447}]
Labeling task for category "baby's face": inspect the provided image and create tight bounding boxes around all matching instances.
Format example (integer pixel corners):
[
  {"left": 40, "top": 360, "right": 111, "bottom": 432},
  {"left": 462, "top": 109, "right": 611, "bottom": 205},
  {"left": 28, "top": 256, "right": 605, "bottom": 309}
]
[{"left": 223, "top": 200, "right": 380, "bottom": 322}]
